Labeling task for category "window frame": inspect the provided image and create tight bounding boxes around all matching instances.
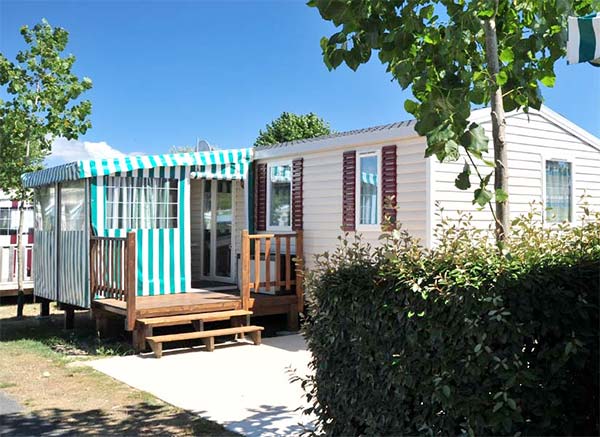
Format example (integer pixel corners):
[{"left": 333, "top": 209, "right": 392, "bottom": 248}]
[
  {"left": 104, "top": 176, "right": 180, "bottom": 230},
  {"left": 266, "top": 161, "right": 293, "bottom": 232},
  {"left": 541, "top": 153, "right": 576, "bottom": 224},
  {"left": 355, "top": 149, "right": 382, "bottom": 231}
]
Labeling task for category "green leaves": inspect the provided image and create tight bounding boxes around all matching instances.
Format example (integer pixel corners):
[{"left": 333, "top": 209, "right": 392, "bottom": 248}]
[
  {"left": 455, "top": 162, "right": 472, "bottom": 190},
  {"left": 461, "top": 123, "right": 489, "bottom": 158},
  {"left": 474, "top": 187, "right": 493, "bottom": 207},
  {"left": 254, "top": 112, "right": 331, "bottom": 146},
  {"left": 499, "top": 48, "right": 515, "bottom": 63},
  {"left": 0, "top": 19, "right": 92, "bottom": 197}
]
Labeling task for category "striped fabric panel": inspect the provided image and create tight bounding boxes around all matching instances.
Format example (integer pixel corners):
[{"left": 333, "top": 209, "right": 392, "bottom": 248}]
[
  {"left": 567, "top": 13, "right": 600, "bottom": 65},
  {"left": 22, "top": 148, "right": 254, "bottom": 188},
  {"left": 58, "top": 231, "right": 89, "bottom": 307},
  {"left": 33, "top": 230, "right": 57, "bottom": 301},
  {"left": 92, "top": 166, "right": 191, "bottom": 297},
  {"left": 22, "top": 162, "right": 80, "bottom": 189},
  {"left": 82, "top": 148, "right": 253, "bottom": 179}
]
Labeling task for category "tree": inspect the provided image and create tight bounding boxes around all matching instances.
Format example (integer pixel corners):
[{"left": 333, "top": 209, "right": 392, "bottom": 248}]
[
  {"left": 309, "top": 0, "right": 597, "bottom": 241},
  {"left": 0, "top": 19, "right": 92, "bottom": 317},
  {"left": 255, "top": 112, "right": 332, "bottom": 146}
]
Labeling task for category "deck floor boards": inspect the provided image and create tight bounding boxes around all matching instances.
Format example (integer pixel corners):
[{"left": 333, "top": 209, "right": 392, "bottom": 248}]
[{"left": 93, "top": 289, "right": 298, "bottom": 319}]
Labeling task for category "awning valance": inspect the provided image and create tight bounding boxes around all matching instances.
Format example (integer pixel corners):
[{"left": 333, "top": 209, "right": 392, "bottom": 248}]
[
  {"left": 22, "top": 148, "right": 254, "bottom": 188},
  {"left": 567, "top": 13, "right": 600, "bottom": 65}
]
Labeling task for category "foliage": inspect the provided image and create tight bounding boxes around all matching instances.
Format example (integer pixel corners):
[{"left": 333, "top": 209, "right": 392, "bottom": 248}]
[
  {"left": 255, "top": 112, "right": 331, "bottom": 146},
  {"left": 308, "top": 0, "right": 598, "bottom": 214},
  {"left": 302, "top": 204, "right": 600, "bottom": 436},
  {"left": 0, "top": 19, "right": 92, "bottom": 198}
]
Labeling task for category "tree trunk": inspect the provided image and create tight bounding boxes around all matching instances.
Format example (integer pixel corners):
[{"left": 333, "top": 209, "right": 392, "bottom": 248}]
[
  {"left": 483, "top": 14, "right": 509, "bottom": 242},
  {"left": 16, "top": 199, "right": 26, "bottom": 318}
]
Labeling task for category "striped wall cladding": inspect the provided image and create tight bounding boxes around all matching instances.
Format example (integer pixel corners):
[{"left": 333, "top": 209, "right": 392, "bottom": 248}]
[
  {"left": 33, "top": 230, "right": 57, "bottom": 301},
  {"left": 22, "top": 148, "right": 254, "bottom": 188},
  {"left": 91, "top": 166, "right": 191, "bottom": 297},
  {"left": 59, "top": 231, "right": 90, "bottom": 307}
]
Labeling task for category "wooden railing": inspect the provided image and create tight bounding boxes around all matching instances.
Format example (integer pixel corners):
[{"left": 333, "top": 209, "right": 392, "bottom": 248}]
[
  {"left": 90, "top": 232, "right": 137, "bottom": 330},
  {"left": 0, "top": 243, "right": 33, "bottom": 285},
  {"left": 240, "top": 230, "right": 304, "bottom": 312}
]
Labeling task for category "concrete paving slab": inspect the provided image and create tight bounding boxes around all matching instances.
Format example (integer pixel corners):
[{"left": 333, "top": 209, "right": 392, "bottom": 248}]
[{"left": 87, "top": 334, "right": 314, "bottom": 436}]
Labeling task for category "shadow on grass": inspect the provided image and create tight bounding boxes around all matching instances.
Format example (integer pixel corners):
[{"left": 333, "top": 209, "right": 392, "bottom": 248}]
[
  {"left": 0, "top": 311, "right": 133, "bottom": 358},
  {"left": 0, "top": 402, "right": 237, "bottom": 436}
]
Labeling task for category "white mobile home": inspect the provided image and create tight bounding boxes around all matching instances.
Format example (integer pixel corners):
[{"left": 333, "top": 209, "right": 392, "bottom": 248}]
[
  {"left": 253, "top": 106, "right": 600, "bottom": 268},
  {"left": 0, "top": 192, "right": 34, "bottom": 295}
]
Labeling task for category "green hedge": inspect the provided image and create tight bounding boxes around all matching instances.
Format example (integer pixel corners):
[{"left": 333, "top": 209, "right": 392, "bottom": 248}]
[{"left": 302, "top": 208, "right": 599, "bottom": 436}]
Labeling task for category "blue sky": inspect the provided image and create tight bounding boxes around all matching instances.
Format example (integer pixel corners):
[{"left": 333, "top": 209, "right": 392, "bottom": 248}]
[{"left": 1, "top": 1, "right": 599, "bottom": 162}]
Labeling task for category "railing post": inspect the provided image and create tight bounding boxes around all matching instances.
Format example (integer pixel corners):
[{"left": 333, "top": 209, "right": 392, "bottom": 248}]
[
  {"left": 90, "top": 239, "right": 96, "bottom": 305},
  {"left": 125, "top": 231, "right": 136, "bottom": 331},
  {"left": 241, "top": 229, "right": 250, "bottom": 310},
  {"left": 295, "top": 230, "right": 304, "bottom": 312}
]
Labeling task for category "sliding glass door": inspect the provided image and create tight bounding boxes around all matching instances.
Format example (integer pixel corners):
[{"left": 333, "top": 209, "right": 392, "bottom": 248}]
[{"left": 201, "top": 180, "right": 233, "bottom": 282}]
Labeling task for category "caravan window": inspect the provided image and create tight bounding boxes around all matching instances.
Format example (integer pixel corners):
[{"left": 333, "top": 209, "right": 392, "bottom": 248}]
[
  {"left": 267, "top": 163, "right": 292, "bottom": 230},
  {"left": 0, "top": 208, "right": 14, "bottom": 235},
  {"left": 545, "top": 160, "right": 573, "bottom": 223},
  {"left": 357, "top": 152, "right": 380, "bottom": 228},
  {"left": 34, "top": 186, "right": 56, "bottom": 231},
  {"left": 105, "top": 177, "right": 178, "bottom": 229}
]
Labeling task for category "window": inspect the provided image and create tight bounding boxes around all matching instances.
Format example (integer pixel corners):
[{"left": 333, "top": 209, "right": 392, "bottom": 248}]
[
  {"left": 60, "top": 180, "right": 86, "bottom": 231},
  {"left": 0, "top": 208, "right": 13, "bottom": 235},
  {"left": 105, "top": 176, "right": 178, "bottom": 229},
  {"left": 357, "top": 152, "right": 380, "bottom": 227},
  {"left": 34, "top": 186, "right": 56, "bottom": 231},
  {"left": 267, "top": 163, "right": 292, "bottom": 230},
  {"left": 545, "top": 160, "right": 573, "bottom": 223}
]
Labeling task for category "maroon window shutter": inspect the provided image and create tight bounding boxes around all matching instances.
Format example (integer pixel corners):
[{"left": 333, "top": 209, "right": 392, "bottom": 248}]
[
  {"left": 381, "top": 145, "right": 397, "bottom": 229},
  {"left": 292, "top": 158, "right": 303, "bottom": 231},
  {"left": 342, "top": 151, "right": 356, "bottom": 231},
  {"left": 255, "top": 163, "right": 268, "bottom": 231}
]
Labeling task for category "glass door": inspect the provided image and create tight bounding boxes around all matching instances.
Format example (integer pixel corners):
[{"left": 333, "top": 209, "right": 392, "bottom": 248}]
[{"left": 200, "top": 180, "right": 233, "bottom": 282}]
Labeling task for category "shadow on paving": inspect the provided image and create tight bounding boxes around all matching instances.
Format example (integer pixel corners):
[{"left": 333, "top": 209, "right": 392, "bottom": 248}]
[
  {"left": 0, "top": 402, "right": 237, "bottom": 436},
  {"left": 220, "top": 404, "right": 311, "bottom": 437}
]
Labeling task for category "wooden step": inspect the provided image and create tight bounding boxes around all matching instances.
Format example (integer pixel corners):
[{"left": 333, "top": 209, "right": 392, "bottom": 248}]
[
  {"left": 137, "top": 309, "right": 253, "bottom": 328},
  {"left": 146, "top": 325, "right": 264, "bottom": 358}
]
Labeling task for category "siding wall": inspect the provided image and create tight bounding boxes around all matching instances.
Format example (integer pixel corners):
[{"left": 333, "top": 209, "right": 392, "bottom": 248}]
[
  {"left": 431, "top": 111, "right": 600, "bottom": 235},
  {"left": 256, "top": 136, "right": 429, "bottom": 269}
]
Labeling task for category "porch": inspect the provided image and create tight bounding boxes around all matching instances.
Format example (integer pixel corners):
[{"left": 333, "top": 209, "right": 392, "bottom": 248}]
[
  {"left": 0, "top": 243, "right": 34, "bottom": 297},
  {"left": 89, "top": 230, "right": 303, "bottom": 355}
]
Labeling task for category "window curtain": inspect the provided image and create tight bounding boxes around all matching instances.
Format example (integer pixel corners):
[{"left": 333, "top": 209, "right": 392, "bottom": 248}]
[
  {"left": 106, "top": 177, "right": 177, "bottom": 229},
  {"left": 546, "top": 161, "right": 572, "bottom": 222},
  {"left": 360, "top": 171, "right": 378, "bottom": 225}
]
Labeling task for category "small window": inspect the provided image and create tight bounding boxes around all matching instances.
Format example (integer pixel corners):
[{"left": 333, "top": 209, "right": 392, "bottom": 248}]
[
  {"left": 105, "top": 177, "right": 178, "bottom": 229},
  {"left": 545, "top": 160, "right": 572, "bottom": 223},
  {"left": 0, "top": 208, "right": 13, "bottom": 235},
  {"left": 267, "top": 163, "right": 292, "bottom": 230},
  {"left": 357, "top": 152, "right": 380, "bottom": 227},
  {"left": 34, "top": 186, "right": 56, "bottom": 232}
]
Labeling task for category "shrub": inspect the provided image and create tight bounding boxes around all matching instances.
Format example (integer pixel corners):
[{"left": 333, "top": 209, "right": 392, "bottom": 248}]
[{"left": 302, "top": 205, "right": 600, "bottom": 436}]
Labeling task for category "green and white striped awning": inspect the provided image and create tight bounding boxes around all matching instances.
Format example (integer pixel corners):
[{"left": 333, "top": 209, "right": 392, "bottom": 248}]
[
  {"left": 567, "top": 13, "right": 600, "bottom": 65},
  {"left": 22, "top": 148, "right": 254, "bottom": 188}
]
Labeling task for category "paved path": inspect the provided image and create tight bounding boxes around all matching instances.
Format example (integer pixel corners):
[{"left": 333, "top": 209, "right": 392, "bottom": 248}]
[{"left": 88, "top": 334, "right": 314, "bottom": 436}]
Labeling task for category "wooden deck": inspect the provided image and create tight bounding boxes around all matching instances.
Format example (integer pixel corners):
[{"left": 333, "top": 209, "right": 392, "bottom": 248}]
[{"left": 93, "top": 289, "right": 300, "bottom": 328}]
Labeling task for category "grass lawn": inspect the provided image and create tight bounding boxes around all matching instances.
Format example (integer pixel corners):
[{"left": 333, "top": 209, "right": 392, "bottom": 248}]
[{"left": 0, "top": 299, "right": 237, "bottom": 436}]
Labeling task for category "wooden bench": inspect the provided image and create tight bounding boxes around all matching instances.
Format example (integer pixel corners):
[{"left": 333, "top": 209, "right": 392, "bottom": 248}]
[
  {"left": 146, "top": 325, "right": 264, "bottom": 358},
  {"left": 133, "top": 309, "right": 253, "bottom": 352}
]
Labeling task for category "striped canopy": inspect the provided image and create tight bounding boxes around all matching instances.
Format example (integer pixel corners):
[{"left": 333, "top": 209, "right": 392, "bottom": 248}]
[
  {"left": 22, "top": 148, "right": 254, "bottom": 188},
  {"left": 361, "top": 171, "right": 377, "bottom": 186},
  {"left": 567, "top": 13, "right": 600, "bottom": 65}
]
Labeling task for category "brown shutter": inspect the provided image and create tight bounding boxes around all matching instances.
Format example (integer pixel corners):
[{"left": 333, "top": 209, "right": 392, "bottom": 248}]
[
  {"left": 255, "top": 162, "right": 268, "bottom": 231},
  {"left": 342, "top": 151, "right": 356, "bottom": 231},
  {"left": 381, "top": 145, "right": 397, "bottom": 229},
  {"left": 292, "top": 158, "right": 303, "bottom": 231}
]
